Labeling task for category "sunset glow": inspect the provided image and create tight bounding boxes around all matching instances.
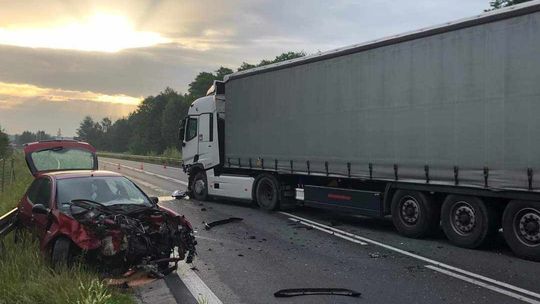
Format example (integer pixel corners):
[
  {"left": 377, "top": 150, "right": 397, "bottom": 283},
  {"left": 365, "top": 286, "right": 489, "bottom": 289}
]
[
  {"left": 0, "top": 13, "right": 170, "bottom": 52},
  {"left": 0, "top": 81, "right": 142, "bottom": 107}
]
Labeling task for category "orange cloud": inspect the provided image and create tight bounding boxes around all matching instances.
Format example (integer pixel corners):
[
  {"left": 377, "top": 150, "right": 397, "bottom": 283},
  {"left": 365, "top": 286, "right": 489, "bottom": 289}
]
[{"left": 0, "top": 81, "right": 142, "bottom": 109}]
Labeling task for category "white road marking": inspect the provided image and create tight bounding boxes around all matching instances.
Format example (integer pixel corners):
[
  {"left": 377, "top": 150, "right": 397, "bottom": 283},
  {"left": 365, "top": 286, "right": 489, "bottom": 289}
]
[
  {"left": 425, "top": 265, "right": 540, "bottom": 304},
  {"left": 281, "top": 211, "right": 540, "bottom": 302},
  {"left": 288, "top": 218, "right": 368, "bottom": 245},
  {"left": 101, "top": 160, "right": 188, "bottom": 186},
  {"left": 176, "top": 260, "right": 223, "bottom": 304}
]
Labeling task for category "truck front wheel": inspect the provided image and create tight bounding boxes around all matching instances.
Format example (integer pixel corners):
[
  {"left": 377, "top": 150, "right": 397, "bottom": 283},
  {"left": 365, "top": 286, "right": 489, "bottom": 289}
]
[
  {"left": 441, "top": 195, "right": 497, "bottom": 249},
  {"left": 191, "top": 171, "right": 208, "bottom": 201},
  {"left": 391, "top": 190, "right": 439, "bottom": 238},
  {"left": 255, "top": 174, "right": 280, "bottom": 211},
  {"left": 502, "top": 200, "right": 540, "bottom": 261}
]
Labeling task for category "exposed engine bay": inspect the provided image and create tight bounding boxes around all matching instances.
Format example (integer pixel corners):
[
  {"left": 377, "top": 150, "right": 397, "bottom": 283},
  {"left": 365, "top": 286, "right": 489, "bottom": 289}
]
[{"left": 69, "top": 199, "right": 196, "bottom": 275}]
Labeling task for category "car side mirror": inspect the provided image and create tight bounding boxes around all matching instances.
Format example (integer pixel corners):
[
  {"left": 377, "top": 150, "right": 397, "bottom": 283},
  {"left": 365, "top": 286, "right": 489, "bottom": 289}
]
[
  {"left": 149, "top": 196, "right": 159, "bottom": 205},
  {"left": 32, "top": 204, "right": 50, "bottom": 215},
  {"left": 172, "top": 190, "right": 187, "bottom": 199}
]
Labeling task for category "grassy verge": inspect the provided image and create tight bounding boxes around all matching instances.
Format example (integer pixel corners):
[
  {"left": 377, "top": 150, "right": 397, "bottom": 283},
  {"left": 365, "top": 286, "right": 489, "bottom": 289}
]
[
  {"left": 98, "top": 150, "right": 182, "bottom": 167},
  {"left": 0, "top": 152, "right": 134, "bottom": 304},
  {"left": 0, "top": 153, "right": 33, "bottom": 214}
]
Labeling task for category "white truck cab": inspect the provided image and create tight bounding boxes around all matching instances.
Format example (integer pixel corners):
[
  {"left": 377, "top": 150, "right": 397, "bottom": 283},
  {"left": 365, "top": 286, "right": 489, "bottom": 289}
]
[{"left": 180, "top": 81, "right": 255, "bottom": 202}]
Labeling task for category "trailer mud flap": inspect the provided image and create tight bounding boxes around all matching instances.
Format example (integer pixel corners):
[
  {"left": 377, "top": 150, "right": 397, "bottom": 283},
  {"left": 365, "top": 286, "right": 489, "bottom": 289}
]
[{"left": 303, "top": 185, "right": 382, "bottom": 217}]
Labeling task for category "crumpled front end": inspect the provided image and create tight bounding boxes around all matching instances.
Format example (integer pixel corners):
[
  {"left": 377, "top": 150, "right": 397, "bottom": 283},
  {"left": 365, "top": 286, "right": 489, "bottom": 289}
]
[{"left": 68, "top": 201, "right": 196, "bottom": 274}]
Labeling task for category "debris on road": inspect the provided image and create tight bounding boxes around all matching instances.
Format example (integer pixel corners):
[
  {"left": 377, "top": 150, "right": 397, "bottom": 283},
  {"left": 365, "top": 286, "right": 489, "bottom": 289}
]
[
  {"left": 203, "top": 217, "right": 243, "bottom": 230},
  {"left": 171, "top": 190, "right": 187, "bottom": 199},
  {"left": 369, "top": 252, "right": 387, "bottom": 259},
  {"left": 274, "top": 288, "right": 361, "bottom": 298}
]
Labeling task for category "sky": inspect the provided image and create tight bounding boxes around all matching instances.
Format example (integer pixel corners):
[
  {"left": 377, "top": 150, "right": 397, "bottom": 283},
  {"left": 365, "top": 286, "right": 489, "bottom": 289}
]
[{"left": 0, "top": 0, "right": 490, "bottom": 136}]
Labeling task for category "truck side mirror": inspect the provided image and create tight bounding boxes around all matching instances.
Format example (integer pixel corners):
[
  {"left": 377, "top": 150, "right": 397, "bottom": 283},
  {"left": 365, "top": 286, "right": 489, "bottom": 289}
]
[{"left": 32, "top": 204, "right": 50, "bottom": 215}]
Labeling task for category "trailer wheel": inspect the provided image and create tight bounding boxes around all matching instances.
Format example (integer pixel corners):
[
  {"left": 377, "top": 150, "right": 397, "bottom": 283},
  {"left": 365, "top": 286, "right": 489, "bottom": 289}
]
[
  {"left": 441, "top": 195, "right": 496, "bottom": 249},
  {"left": 391, "top": 190, "right": 439, "bottom": 238},
  {"left": 502, "top": 200, "right": 540, "bottom": 261},
  {"left": 191, "top": 171, "right": 208, "bottom": 201},
  {"left": 255, "top": 174, "right": 280, "bottom": 211},
  {"left": 51, "top": 237, "right": 73, "bottom": 269}
]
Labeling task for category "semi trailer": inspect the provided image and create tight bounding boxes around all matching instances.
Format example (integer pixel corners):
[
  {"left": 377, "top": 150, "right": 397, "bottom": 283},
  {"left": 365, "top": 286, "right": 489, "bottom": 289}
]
[{"left": 180, "top": 1, "right": 540, "bottom": 261}]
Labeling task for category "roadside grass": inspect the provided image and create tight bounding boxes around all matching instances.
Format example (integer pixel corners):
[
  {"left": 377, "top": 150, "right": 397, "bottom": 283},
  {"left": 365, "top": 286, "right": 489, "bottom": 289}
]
[
  {"left": 0, "top": 152, "right": 134, "bottom": 304},
  {"left": 0, "top": 152, "right": 33, "bottom": 214}
]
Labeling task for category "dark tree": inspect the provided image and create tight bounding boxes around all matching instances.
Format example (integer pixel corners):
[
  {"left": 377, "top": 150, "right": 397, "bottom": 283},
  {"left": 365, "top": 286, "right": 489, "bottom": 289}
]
[
  {"left": 188, "top": 72, "right": 217, "bottom": 100},
  {"left": 488, "top": 0, "right": 531, "bottom": 10},
  {"left": 238, "top": 51, "right": 306, "bottom": 71},
  {"left": 215, "top": 67, "right": 234, "bottom": 80},
  {"left": 0, "top": 125, "right": 9, "bottom": 157}
]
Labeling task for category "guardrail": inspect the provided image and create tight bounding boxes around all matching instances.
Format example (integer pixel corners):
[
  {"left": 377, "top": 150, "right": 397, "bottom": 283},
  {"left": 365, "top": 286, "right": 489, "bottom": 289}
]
[
  {"left": 0, "top": 208, "right": 18, "bottom": 239},
  {"left": 97, "top": 152, "right": 183, "bottom": 167}
]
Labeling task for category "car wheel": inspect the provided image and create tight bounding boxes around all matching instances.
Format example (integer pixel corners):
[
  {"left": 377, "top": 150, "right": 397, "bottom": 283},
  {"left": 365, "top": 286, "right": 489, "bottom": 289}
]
[
  {"left": 391, "top": 190, "right": 439, "bottom": 238},
  {"left": 255, "top": 174, "right": 281, "bottom": 211},
  {"left": 441, "top": 195, "right": 497, "bottom": 249},
  {"left": 502, "top": 200, "right": 540, "bottom": 261},
  {"left": 191, "top": 171, "right": 208, "bottom": 201},
  {"left": 51, "top": 237, "right": 72, "bottom": 269}
]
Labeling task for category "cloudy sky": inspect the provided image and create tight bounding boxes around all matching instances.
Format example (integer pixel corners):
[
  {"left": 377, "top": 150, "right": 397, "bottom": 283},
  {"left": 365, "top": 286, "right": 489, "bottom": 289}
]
[{"left": 0, "top": 0, "right": 490, "bottom": 136}]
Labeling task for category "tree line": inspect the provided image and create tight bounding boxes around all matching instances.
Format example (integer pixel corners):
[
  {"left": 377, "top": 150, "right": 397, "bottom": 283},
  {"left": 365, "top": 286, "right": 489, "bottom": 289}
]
[{"left": 76, "top": 51, "right": 305, "bottom": 155}]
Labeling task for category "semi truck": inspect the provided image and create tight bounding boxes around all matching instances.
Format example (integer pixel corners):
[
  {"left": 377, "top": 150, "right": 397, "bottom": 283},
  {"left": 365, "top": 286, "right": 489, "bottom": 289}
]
[{"left": 179, "top": 1, "right": 540, "bottom": 261}]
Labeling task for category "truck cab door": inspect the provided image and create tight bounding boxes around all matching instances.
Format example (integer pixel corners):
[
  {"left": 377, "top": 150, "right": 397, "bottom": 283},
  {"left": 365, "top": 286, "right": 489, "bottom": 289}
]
[
  {"left": 197, "top": 113, "right": 218, "bottom": 168},
  {"left": 182, "top": 116, "right": 199, "bottom": 165}
]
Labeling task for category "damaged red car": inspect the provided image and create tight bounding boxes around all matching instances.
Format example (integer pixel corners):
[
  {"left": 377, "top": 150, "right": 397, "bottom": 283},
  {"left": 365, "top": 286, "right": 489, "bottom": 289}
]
[{"left": 17, "top": 140, "right": 196, "bottom": 273}]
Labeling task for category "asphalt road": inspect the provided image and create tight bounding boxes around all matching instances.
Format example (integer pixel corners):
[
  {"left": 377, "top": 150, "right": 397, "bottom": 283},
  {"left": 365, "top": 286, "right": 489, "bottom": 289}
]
[{"left": 100, "top": 157, "right": 540, "bottom": 304}]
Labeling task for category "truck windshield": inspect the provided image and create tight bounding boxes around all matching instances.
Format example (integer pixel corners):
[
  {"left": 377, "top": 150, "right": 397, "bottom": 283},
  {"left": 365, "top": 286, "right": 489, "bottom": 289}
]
[{"left": 56, "top": 176, "right": 151, "bottom": 210}]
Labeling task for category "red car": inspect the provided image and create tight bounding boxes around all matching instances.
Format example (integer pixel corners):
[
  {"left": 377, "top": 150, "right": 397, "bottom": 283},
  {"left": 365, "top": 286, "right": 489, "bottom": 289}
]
[{"left": 17, "top": 140, "right": 196, "bottom": 272}]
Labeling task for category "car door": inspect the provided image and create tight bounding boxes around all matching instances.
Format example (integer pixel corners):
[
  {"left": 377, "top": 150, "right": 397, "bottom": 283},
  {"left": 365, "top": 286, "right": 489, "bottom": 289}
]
[
  {"left": 18, "top": 177, "right": 52, "bottom": 237},
  {"left": 18, "top": 178, "right": 43, "bottom": 227},
  {"left": 31, "top": 177, "right": 53, "bottom": 237}
]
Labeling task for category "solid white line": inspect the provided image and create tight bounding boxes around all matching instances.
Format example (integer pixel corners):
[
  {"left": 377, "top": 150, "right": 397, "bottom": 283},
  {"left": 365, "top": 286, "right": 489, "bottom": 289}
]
[
  {"left": 280, "top": 211, "right": 540, "bottom": 301},
  {"left": 101, "top": 160, "right": 188, "bottom": 186},
  {"left": 176, "top": 261, "right": 223, "bottom": 304},
  {"left": 288, "top": 218, "right": 368, "bottom": 245},
  {"left": 425, "top": 265, "right": 540, "bottom": 304}
]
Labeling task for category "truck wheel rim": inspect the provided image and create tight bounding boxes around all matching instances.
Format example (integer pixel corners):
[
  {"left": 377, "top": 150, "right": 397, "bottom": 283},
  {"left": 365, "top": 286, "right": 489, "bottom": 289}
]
[
  {"left": 514, "top": 208, "right": 540, "bottom": 246},
  {"left": 194, "top": 179, "right": 205, "bottom": 195},
  {"left": 450, "top": 201, "right": 476, "bottom": 236},
  {"left": 400, "top": 196, "right": 420, "bottom": 225}
]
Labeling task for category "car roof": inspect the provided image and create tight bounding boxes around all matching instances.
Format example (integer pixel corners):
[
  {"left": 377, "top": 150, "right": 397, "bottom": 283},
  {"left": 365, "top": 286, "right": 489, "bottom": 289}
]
[{"left": 39, "top": 170, "right": 123, "bottom": 180}]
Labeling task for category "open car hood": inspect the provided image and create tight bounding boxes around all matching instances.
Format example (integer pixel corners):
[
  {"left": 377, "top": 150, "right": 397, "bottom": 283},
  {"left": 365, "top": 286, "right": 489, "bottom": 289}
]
[{"left": 24, "top": 140, "right": 98, "bottom": 176}]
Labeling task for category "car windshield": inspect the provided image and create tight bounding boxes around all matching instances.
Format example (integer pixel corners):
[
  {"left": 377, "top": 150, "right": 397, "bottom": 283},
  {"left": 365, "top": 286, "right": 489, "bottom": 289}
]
[{"left": 56, "top": 176, "right": 151, "bottom": 210}]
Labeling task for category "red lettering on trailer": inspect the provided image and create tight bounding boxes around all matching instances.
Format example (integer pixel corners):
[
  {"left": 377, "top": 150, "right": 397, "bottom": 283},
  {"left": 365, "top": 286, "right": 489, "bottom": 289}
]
[{"left": 328, "top": 193, "right": 352, "bottom": 201}]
